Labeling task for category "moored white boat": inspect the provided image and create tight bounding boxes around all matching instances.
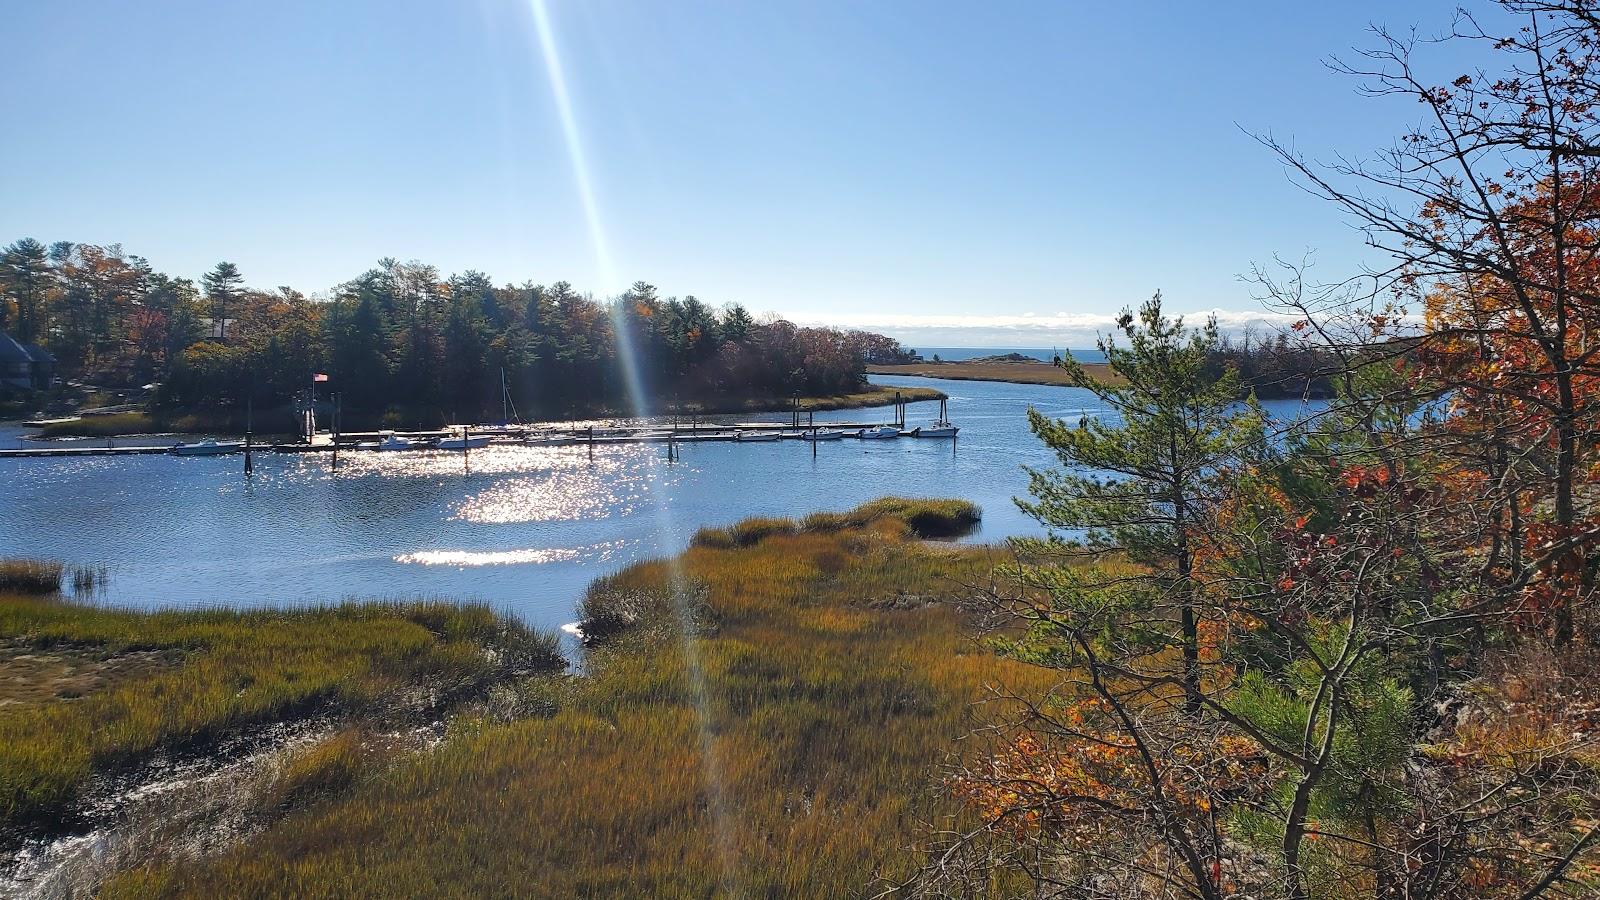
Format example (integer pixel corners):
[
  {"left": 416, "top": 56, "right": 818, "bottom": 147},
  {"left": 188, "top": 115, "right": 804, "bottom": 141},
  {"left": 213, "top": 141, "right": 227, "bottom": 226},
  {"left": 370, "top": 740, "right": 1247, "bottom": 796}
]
[
  {"left": 801, "top": 429, "right": 845, "bottom": 441},
  {"left": 858, "top": 425, "right": 900, "bottom": 439},
  {"left": 437, "top": 434, "right": 491, "bottom": 450},
  {"left": 914, "top": 401, "right": 959, "bottom": 438},
  {"left": 170, "top": 438, "right": 243, "bottom": 456},
  {"left": 378, "top": 434, "right": 426, "bottom": 451},
  {"left": 735, "top": 430, "right": 782, "bottom": 442}
]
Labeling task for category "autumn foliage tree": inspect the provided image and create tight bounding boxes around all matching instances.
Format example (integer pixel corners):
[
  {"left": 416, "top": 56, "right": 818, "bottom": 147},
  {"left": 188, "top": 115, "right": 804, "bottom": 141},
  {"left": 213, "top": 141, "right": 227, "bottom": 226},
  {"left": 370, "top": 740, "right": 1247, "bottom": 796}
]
[{"left": 923, "top": 3, "right": 1600, "bottom": 897}]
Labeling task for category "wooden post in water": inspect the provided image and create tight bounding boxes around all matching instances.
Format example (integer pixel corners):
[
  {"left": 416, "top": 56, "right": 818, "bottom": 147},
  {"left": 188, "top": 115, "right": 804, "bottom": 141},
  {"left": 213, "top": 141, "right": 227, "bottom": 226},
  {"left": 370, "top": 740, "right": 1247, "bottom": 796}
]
[
  {"left": 588, "top": 425, "right": 594, "bottom": 460},
  {"left": 244, "top": 395, "right": 254, "bottom": 476},
  {"left": 462, "top": 425, "right": 470, "bottom": 474},
  {"left": 330, "top": 393, "right": 340, "bottom": 469},
  {"left": 812, "top": 426, "right": 818, "bottom": 459}
]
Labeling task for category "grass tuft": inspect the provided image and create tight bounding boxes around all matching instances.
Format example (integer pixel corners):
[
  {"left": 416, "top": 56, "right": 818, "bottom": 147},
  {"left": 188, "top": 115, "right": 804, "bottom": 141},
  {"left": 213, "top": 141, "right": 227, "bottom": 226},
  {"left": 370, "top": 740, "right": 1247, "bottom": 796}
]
[
  {"left": 0, "top": 559, "right": 63, "bottom": 595},
  {"left": 263, "top": 730, "right": 370, "bottom": 812}
]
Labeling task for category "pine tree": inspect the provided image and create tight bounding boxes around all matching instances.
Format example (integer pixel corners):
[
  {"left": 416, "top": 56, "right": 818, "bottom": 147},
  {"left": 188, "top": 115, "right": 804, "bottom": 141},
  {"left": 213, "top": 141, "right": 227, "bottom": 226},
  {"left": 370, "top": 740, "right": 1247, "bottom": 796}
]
[
  {"left": 1019, "top": 292, "right": 1264, "bottom": 713},
  {"left": 201, "top": 261, "right": 243, "bottom": 341},
  {"left": 0, "top": 238, "right": 52, "bottom": 342}
]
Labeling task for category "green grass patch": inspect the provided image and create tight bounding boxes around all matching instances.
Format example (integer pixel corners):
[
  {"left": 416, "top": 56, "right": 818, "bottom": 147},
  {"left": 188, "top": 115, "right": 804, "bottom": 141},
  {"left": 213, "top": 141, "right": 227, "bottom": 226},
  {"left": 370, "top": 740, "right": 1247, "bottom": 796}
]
[
  {"left": 103, "top": 499, "right": 1046, "bottom": 897},
  {"left": 0, "top": 595, "right": 561, "bottom": 830}
]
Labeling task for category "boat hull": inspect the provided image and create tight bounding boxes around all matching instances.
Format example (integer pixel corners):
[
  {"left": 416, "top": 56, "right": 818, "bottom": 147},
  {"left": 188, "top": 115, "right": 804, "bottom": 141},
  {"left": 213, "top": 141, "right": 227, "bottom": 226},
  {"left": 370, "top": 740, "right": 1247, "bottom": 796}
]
[{"left": 172, "top": 441, "right": 243, "bottom": 454}]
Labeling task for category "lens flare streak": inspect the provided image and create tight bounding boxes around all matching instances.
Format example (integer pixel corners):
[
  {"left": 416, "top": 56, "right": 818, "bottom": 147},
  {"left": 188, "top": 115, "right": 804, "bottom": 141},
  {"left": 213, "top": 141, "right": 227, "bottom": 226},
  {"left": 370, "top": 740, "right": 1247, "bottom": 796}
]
[{"left": 527, "top": 2, "right": 738, "bottom": 887}]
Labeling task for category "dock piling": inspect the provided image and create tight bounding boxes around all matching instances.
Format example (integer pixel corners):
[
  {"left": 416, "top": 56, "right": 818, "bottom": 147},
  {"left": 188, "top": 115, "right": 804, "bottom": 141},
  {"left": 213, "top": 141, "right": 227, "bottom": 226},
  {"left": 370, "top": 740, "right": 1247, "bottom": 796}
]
[{"left": 245, "top": 396, "right": 254, "bottom": 476}]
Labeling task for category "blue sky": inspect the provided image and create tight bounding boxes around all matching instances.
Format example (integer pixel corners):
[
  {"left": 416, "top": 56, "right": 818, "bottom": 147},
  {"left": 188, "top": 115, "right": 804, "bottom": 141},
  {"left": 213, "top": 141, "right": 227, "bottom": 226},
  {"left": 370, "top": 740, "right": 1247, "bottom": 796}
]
[{"left": 1, "top": 1, "right": 1493, "bottom": 346}]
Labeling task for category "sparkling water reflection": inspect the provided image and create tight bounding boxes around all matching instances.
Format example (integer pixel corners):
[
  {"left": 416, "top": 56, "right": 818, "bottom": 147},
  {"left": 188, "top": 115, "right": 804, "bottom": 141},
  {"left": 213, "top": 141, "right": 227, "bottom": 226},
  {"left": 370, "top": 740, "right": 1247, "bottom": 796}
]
[{"left": 0, "top": 376, "right": 1322, "bottom": 632}]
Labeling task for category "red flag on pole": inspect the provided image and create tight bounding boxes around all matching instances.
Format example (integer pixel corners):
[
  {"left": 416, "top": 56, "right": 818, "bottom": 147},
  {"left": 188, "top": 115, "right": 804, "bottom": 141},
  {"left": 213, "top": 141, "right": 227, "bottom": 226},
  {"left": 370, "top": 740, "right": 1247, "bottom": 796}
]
[{"left": 313, "top": 373, "right": 329, "bottom": 382}]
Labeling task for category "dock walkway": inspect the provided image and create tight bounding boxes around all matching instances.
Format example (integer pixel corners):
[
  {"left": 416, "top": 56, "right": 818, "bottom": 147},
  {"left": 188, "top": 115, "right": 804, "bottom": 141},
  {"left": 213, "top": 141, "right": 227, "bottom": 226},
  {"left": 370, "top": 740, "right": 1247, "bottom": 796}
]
[{"left": 2, "top": 421, "right": 951, "bottom": 458}]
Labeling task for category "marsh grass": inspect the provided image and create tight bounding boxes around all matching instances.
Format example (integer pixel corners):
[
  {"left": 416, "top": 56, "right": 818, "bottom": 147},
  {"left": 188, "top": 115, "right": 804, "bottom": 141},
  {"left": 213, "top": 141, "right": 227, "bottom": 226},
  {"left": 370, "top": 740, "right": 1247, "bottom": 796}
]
[
  {"left": 104, "top": 499, "right": 1049, "bottom": 898},
  {"left": 37, "top": 413, "right": 158, "bottom": 438},
  {"left": 0, "top": 560, "right": 63, "bottom": 595},
  {"left": 691, "top": 497, "right": 980, "bottom": 549},
  {"left": 262, "top": 729, "right": 372, "bottom": 813},
  {"left": 866, "top": 359, "right": 1126, "bottom": 386},
  {"left": 0, "top": 596, "right": 561, "bottom": 831}
]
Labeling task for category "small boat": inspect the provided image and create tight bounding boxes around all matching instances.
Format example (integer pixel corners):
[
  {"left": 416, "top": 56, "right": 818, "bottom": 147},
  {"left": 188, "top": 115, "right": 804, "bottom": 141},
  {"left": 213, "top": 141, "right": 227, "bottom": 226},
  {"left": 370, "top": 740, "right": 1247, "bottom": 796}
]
[
  {"left": 801, "top": 429, "right": 845, "bottom": 441},
  {"left": 858, "top": 425, "right": 900, "bottom": 440},
  {"left": 170, "top": 437, "right": 243, "bottom": 456},
  {"left": 437, "top": 434, "right": 491, "bottom": 450},
  {"left": 915, "top": 420, "right": 959, "bottom": 438},
  {"left": 526, "top": 432, "right": 577, "bottom": 445},
  {"left": 735, "top": 430, "right": 782, "bottom": 442},
  {"left": 633, "top": 430, "right": 674, "bottom": 441},
  {"left": 377, "top": 434, "right": 426, "bottom": 451}
]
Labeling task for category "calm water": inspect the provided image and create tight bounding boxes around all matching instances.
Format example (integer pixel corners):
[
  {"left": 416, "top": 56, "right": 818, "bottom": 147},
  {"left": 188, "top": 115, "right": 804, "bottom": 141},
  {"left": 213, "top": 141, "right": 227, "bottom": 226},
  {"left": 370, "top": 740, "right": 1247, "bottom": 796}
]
[{"left": 0, "top": 376, "right": 1316, "bottom": 632}]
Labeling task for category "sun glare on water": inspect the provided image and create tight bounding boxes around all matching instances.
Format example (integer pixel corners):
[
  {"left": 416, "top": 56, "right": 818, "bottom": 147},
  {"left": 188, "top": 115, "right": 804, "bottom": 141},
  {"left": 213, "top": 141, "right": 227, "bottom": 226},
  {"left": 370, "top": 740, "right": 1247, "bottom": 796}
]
[{"left": 394, "top": 541, "right": 625, "bottom": 567}]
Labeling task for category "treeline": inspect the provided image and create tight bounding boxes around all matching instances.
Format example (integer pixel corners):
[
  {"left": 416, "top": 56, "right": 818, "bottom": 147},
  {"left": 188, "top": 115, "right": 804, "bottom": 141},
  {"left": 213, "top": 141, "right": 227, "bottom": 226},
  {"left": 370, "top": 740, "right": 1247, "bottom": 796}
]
[
  {"left": 1207, "top": 329, "right": 1337, "bottom": 398},
  {"left": 0, "top": 245, "right": 913, "bottom": 420}
]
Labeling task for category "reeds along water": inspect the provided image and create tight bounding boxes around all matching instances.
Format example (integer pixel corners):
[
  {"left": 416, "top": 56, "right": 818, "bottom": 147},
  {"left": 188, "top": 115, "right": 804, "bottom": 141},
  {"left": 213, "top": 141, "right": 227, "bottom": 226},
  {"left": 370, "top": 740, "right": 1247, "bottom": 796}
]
[{"left": 0, "top": 559, "right": 62, "bottom": 594}]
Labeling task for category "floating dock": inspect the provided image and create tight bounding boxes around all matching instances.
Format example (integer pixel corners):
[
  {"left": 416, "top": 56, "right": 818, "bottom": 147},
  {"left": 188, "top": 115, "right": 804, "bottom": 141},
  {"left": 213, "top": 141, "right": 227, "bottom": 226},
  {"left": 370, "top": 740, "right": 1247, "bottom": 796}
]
[
  {"left": 2, "top": 421, "right": 952, "bottom": 458},
  {"left": 0, "top": 445, "right": 175, "bottom": 458}
]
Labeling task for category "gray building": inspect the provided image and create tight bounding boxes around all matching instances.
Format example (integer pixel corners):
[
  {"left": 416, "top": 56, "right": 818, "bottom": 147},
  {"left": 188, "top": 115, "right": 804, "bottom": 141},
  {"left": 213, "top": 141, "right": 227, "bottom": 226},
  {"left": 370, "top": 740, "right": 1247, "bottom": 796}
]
[{"left": 0, "top": 330, "right": 56, "bottom": 391}]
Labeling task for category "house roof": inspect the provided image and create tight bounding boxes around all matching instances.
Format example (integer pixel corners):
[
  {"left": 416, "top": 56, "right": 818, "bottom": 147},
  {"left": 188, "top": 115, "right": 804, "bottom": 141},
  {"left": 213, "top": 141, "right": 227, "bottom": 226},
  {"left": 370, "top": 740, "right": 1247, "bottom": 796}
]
[{"left": 0, "top": 330, "right": 52, "bottom": 365}]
